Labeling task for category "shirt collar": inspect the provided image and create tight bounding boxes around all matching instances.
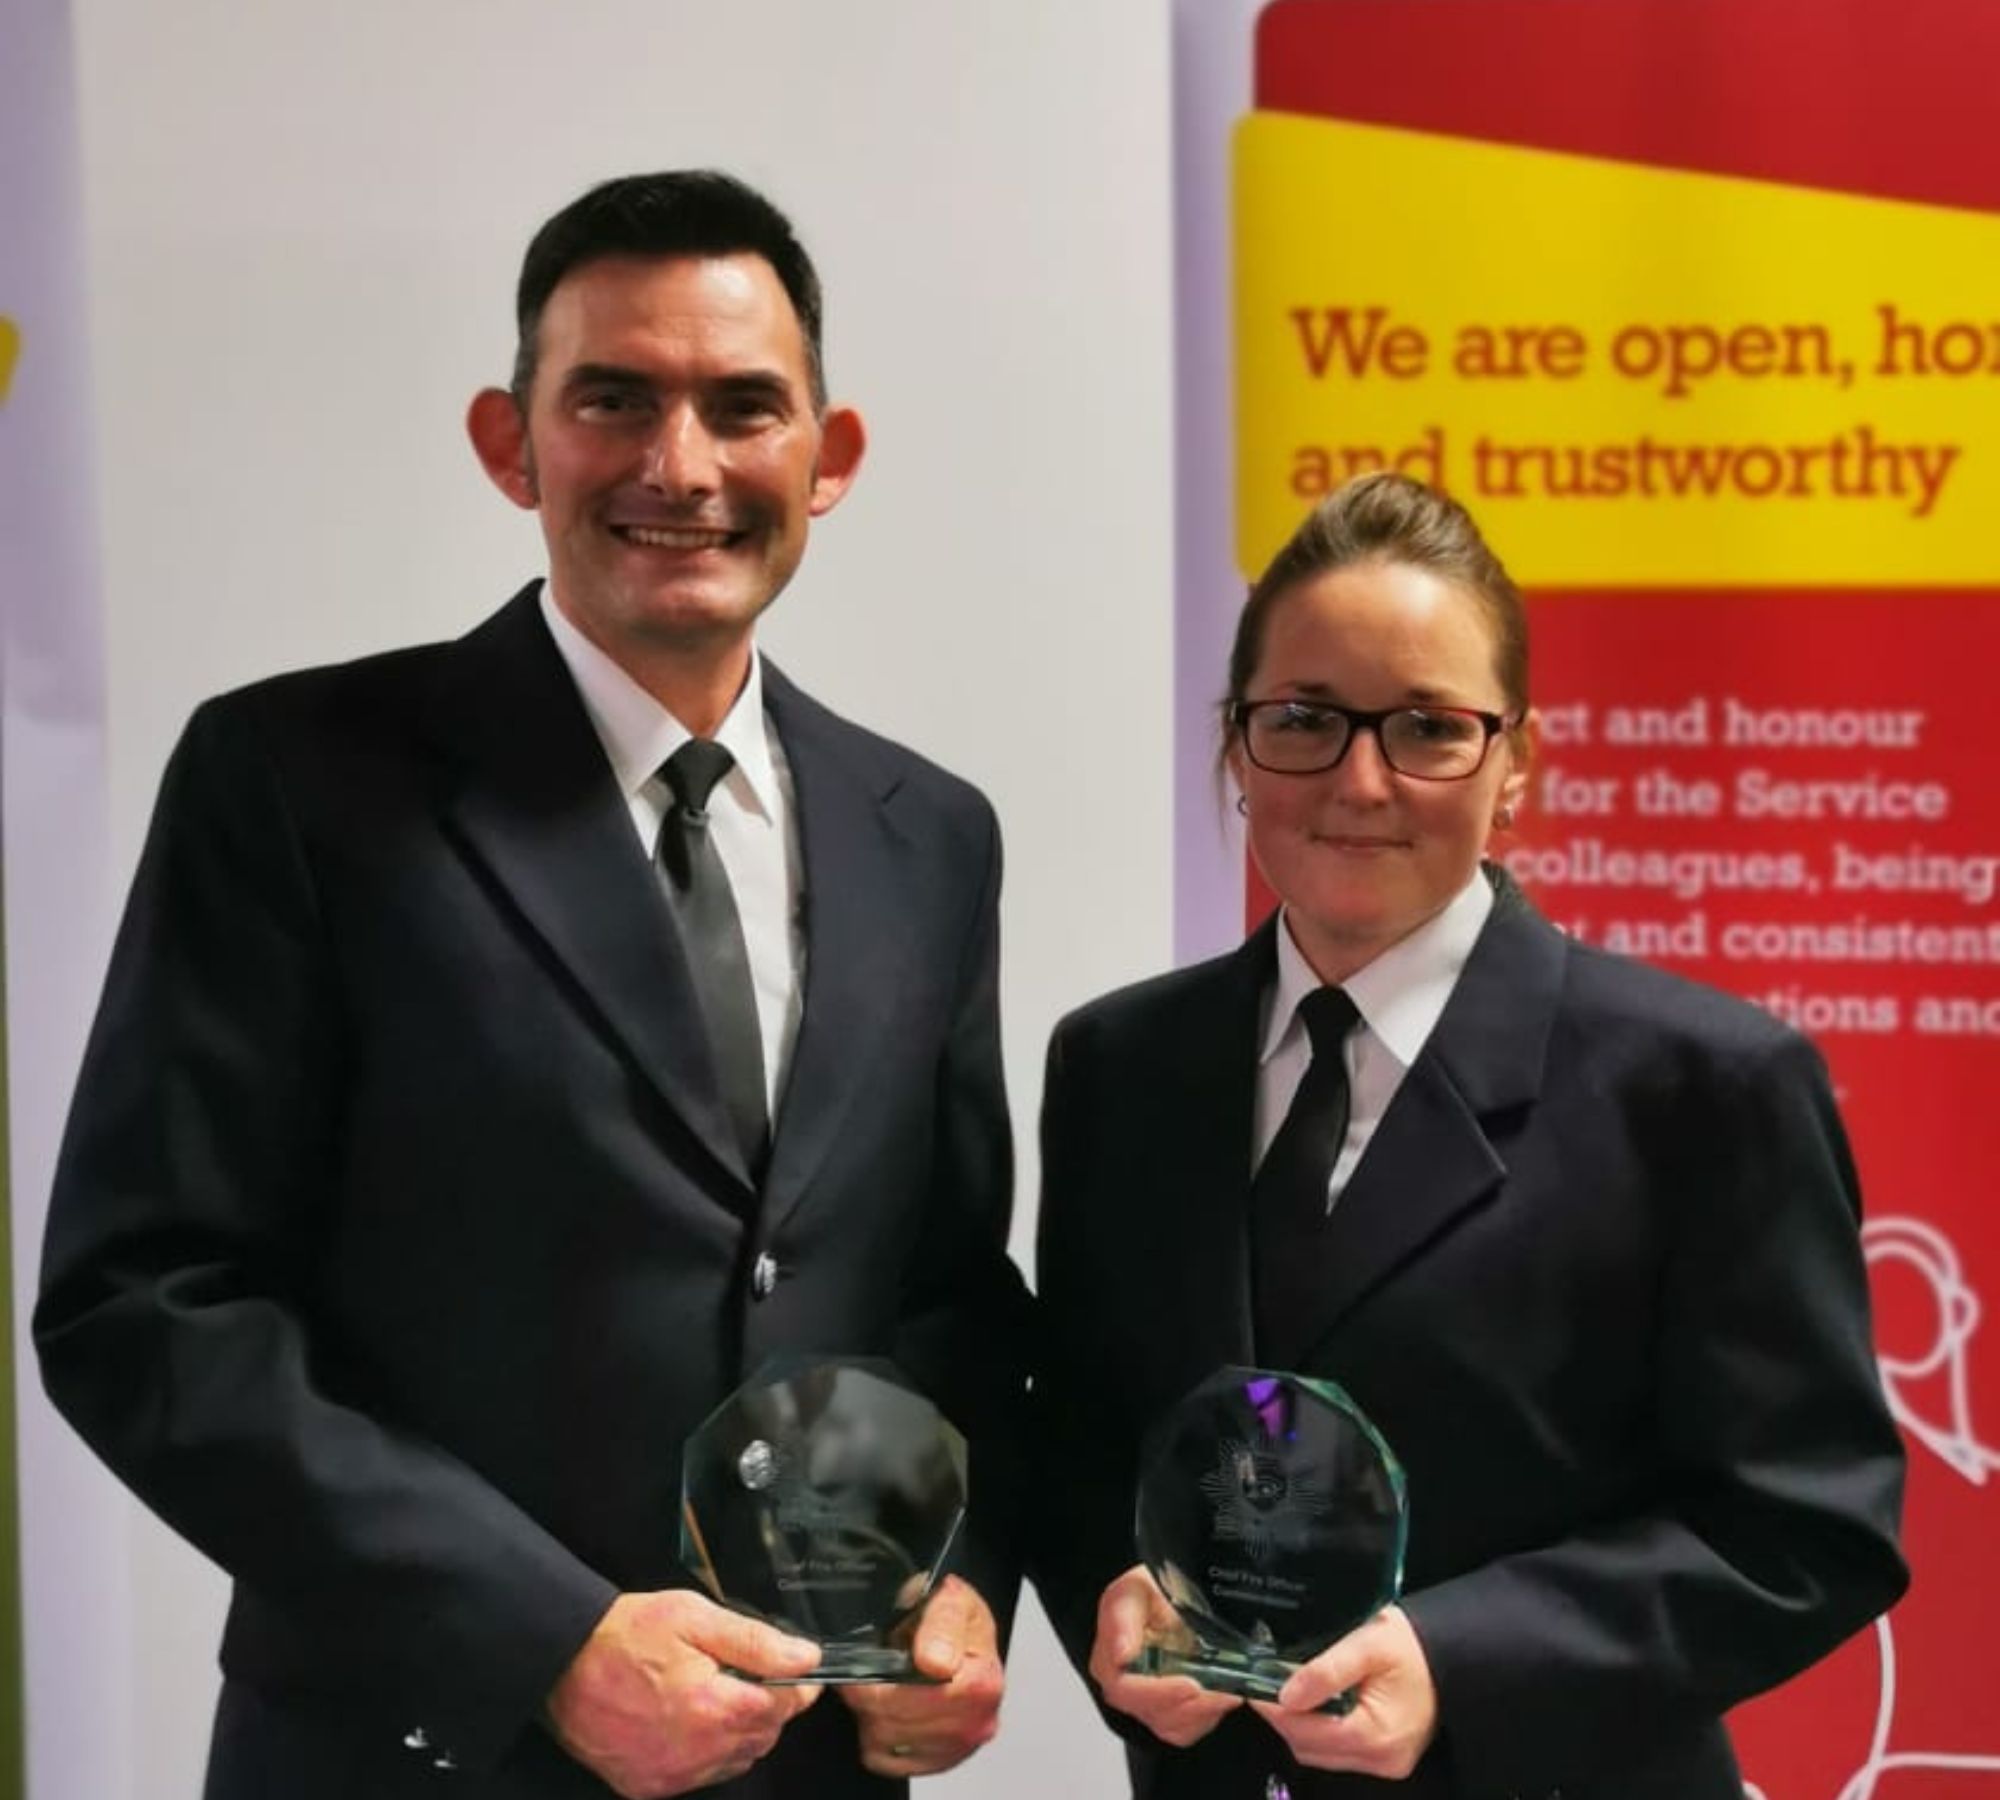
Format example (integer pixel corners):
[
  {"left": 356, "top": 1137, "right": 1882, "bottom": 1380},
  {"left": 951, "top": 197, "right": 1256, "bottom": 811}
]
[
  {"left": 1262, "top": 870, "right": 1494, "bottom": 1069},
  {"left": 538, "top": 582, "right": 781, "bottom": 819}
]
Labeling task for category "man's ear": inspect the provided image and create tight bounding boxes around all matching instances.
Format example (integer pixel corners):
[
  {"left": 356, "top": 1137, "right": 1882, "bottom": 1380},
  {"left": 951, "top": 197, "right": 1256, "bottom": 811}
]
[
  {"left": 807, "top": 404, "right": 867, "bottom": 517},
  {"left": 467, "top": 387, "right": 538, "bottom": 509}
]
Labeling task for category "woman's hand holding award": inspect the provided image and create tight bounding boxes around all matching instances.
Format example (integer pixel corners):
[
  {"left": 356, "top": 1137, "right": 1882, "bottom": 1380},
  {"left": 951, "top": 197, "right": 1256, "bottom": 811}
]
[{"left": 1127, "top": 1366, "right": 1407, "bottom": 1713}]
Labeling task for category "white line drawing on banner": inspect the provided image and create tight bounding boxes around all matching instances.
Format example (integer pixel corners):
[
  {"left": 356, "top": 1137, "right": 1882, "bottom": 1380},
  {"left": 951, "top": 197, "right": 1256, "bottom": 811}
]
[
  {"left": 1746, "top": 1216, "right": 2000, "bottom": 1800},
  {"left": 1867, "top": 1217, "right": 2000, "bottom": 1487}
]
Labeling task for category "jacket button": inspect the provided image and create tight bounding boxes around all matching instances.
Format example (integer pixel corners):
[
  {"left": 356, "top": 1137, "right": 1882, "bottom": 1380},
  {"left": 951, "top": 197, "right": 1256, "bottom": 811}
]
[
  {"left": 403, "top": 1727, "right": 429, "bottom": 1751},
  {"left": 751, "top": 1252, "right": 778, "bottom": 1299}
]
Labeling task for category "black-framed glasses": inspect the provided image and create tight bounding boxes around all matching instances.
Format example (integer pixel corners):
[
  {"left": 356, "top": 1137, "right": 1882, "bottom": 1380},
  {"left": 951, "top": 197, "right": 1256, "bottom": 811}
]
[{"left": 1229, "top": 699, "right": 1516, "bottom": 781}]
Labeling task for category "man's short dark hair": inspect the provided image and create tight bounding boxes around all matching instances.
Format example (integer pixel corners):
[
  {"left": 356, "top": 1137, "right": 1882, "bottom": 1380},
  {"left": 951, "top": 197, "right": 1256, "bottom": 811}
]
[{"left": 511, "top": 169, "right": 827, "bottom": 407}]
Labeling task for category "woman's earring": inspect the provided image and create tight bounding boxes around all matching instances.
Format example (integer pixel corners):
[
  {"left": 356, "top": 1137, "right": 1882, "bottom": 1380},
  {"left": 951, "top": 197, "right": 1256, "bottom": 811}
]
[
  {"left": 1493, "top": 803, "right": 1516, "bottom": 830},
  {"left": 1235, "top": 794, "right": 1249, "bottom": 818}
]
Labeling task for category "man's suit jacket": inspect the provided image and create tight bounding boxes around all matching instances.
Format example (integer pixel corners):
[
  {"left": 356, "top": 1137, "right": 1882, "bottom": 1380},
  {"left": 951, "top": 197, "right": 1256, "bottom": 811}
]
[
  {"left": 1031, "top": 874, "right": 1906, "bottom": 1800},
  {"left": 36, "top": 585, "right": 1030, "bottom": 1799}
]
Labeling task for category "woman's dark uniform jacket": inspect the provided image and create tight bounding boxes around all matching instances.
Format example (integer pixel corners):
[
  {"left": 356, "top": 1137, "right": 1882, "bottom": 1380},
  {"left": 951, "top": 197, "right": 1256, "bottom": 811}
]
[{"left": 1031, "top": 871, "right": 1907, "bottom": 1800}]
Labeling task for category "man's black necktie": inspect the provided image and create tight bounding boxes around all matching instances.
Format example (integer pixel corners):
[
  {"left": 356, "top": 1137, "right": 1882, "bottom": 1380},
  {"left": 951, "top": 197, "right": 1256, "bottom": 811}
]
[
  {"left": 1251, "top": 985, "right": 1361, "bottom": 1369},
  {"left": 657, "top": 740, "right": 769, "bottom": 1183}
]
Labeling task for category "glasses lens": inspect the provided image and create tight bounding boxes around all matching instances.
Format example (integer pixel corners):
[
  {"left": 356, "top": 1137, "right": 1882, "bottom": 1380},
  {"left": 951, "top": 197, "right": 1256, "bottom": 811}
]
[
  {"left": 1381, "top": 709, "right": 1488, "bottom": 778},
  {"left": 1248, "top": 703, "right": 1350, "bottom": 772}
]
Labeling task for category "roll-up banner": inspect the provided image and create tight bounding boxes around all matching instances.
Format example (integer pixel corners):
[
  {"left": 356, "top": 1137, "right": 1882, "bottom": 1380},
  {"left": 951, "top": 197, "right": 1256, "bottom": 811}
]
[
  {"left": 1176, "top": 1, "right": 2000, "bottom": 1793},
  {"left": 3, "top": 2, "right": 123, "bottom": 1796}
]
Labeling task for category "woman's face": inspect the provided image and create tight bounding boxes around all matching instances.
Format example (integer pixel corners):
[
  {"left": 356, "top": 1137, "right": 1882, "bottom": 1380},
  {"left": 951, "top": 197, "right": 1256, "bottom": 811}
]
[{"left": 1228, "top": 557, "right": 1530, "bottom": 983}]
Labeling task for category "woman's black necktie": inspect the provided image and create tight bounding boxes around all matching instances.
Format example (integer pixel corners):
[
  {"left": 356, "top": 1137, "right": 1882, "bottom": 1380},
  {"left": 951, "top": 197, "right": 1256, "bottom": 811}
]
[
  {"left": 657, "top": 740, "right": 769, "bottom": 1182},
  {"left": 1252, "top": 986, "right": 1360, "bottom": 1369}
]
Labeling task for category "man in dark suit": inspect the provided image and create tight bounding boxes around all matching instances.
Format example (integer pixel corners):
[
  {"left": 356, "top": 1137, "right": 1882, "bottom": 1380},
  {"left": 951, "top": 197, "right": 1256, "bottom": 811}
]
[{"left": 35, "top": 170, "right": 1029, "bottom": 1800}]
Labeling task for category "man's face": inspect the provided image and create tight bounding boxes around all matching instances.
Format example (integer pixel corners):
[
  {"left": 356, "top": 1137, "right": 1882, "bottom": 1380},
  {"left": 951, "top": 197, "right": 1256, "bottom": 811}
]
[{"left": 470, "top": 252, "right": 862, "bottom": 674}]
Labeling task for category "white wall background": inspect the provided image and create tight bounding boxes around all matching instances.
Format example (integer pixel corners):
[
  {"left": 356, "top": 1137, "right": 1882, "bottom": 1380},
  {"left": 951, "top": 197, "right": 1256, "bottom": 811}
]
[{"left": 36, "top": 1, "right": 1182, "bottom": 1794}]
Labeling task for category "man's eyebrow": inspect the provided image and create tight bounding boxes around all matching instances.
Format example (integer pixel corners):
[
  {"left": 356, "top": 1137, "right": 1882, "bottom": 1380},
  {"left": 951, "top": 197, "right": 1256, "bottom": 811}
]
[
  {"left": 708, "top": 369, "right": 796, "bottom": 400},
  {"left": 556, "top": 364, "right": 798, "bottom": 401},
  {"left": 559, "top": 363, "right": 652, "bottom": 392}
]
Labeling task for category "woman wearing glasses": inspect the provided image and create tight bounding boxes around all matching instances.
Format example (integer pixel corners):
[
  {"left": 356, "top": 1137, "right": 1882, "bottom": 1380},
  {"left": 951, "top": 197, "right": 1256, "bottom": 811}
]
[{"left": 1029, "top": 473, "right": 1905, "bottom": 1800}]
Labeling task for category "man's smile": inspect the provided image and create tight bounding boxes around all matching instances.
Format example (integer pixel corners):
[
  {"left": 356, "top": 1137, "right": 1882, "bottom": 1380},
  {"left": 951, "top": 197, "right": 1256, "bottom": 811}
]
[{"left": 612, "top": 523, "right": 743, "bottom": 550}]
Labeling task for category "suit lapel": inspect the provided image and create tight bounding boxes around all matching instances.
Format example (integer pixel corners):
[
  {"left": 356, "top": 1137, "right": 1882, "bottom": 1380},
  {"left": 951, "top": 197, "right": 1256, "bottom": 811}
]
[
  {"left": 758, "top": 666, "right": 907, "bottom": 1229},
  {"left": 425, "top": 586, "right": 754, "bottom": 1192},
  {"left": 1148, "top": 929, "right": 1274, "bottom": 1378},
  {"left": 1291, "top": 875, "right": 1567, "bottom": 1359}
]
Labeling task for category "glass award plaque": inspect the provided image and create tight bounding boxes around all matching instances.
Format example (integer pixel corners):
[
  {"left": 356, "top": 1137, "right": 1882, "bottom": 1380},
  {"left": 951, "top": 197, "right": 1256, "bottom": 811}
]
[
  {"left": 1128, "top": 1367, "right": 1406, "bottom": 1710},
  {"left": 680, "top": 1355, "right": 966, "bottom": 1684}
]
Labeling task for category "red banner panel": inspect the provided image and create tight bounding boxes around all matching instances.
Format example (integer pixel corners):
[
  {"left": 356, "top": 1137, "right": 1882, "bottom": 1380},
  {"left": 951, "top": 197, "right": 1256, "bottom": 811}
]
[{"left": 1230, "top": 1, "right": 2000, "bottom": 1790}]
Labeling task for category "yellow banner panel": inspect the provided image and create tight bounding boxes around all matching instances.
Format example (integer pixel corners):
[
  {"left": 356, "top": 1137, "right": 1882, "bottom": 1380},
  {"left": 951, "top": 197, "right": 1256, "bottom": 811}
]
[{"left": 1235, "top": 114, "right": 2000, "bottom": 586}]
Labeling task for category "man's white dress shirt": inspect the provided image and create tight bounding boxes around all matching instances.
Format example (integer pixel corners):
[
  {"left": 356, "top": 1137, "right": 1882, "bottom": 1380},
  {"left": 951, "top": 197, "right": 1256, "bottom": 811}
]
[{"left": 540, "top": 585, "right": 805, "bottom": 1117}]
